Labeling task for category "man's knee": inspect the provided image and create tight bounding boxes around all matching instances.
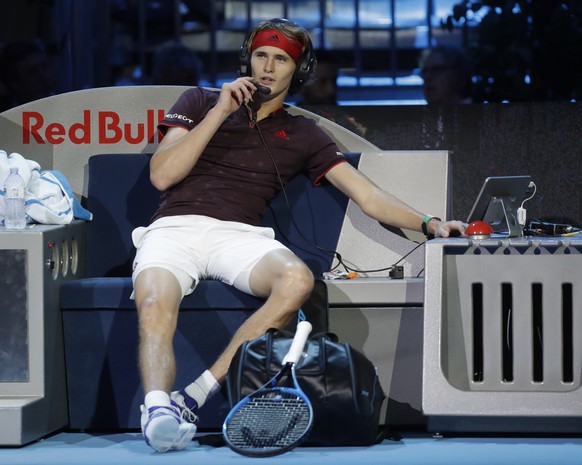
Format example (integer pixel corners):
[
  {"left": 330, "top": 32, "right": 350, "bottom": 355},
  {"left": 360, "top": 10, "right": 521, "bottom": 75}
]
[
  {"left": 135, "top": 268, "right": 182, "bottom": 303},
  {"left": 137, "top": 294, "right": 179, "bottom": 335},
  {"left": 135, "top": 269, "right": 182, "bottom": 334},
  {"left": 278, "top": 260, "right": 314, "bottom": 300}
]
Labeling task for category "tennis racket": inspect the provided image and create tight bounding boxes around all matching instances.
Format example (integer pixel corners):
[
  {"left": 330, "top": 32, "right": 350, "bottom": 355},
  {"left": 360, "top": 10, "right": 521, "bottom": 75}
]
[{"left": 222, "top": 320, "right": 314, "bottom": 457}]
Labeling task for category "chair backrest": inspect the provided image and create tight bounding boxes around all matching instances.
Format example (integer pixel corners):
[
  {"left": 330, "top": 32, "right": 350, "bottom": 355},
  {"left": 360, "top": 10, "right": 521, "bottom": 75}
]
[
  {"left": 84, "top": 153, "right": 359, "bottom": 278},
  {"left": 261, "top": 154, "right": 359, "bottom": 275},
  {"left": 85, "top": 153, "right": 157, "bottom": 277}
]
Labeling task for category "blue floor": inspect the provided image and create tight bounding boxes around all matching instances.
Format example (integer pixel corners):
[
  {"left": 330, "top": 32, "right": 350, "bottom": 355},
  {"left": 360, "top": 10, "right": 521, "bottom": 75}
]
[{"left": 3, "top": 432, "right": 582, "bottom": 465}]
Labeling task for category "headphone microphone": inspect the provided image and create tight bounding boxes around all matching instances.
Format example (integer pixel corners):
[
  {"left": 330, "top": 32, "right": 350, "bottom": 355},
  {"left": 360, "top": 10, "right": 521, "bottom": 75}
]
[{"left": 252, "top": 82, "right": 272, "bottom": 95}]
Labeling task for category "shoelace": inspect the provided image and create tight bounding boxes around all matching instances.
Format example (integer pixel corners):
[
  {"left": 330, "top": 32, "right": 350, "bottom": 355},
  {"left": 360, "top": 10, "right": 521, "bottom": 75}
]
[
  {"left": 172, "top": 398, "right": 198, "bottom": 424},
  {"left": 179, "top": 408, "right": 198, "bottom": 424}
]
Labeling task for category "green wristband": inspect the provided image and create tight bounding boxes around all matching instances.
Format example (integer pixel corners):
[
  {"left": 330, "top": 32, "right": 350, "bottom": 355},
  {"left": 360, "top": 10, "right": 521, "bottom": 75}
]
[{"left": 422, "top": 215, "right": 441, "bottom": 238}]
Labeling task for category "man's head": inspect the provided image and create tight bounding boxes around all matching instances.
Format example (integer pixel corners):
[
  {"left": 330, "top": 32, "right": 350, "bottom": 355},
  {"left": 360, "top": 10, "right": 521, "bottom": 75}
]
[
  {"left": 420, "top": 45, "right": 472, "bottom": 105},
  {"left": 239, "top": 19, "right": 315, "bottom": 94},
  {"left": 299, "top": 50, "right": 339, "bottom": 105},
  {"left": 152, "top": 42, "right": 203, "bottom": 86}
]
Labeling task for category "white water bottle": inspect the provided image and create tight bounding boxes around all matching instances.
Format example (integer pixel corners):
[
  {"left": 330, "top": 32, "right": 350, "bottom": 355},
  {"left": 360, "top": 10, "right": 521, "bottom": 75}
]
[{"left": 4, "top": 167, "right": 26, "bottom": 230}]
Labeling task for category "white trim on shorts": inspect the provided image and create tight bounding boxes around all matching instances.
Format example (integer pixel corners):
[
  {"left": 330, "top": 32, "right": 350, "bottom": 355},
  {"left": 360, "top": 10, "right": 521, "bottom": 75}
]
[{"left": 131, "top": 215, "right": 290, "bottom": 297}]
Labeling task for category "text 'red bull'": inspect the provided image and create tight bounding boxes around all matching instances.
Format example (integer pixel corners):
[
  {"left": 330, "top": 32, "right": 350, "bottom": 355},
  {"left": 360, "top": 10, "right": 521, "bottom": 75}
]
[{"left": 22, "top": 109, "right": 166, "bottom": 145}]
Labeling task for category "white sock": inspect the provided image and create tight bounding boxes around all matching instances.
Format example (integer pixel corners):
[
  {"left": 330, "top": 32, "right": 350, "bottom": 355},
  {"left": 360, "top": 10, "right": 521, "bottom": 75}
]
[
  {"left": 144, "top": 390, "right": 171, "bottom": 409},
  {"left": 183, "top": 370, "right": 220, "bottom": 408}
]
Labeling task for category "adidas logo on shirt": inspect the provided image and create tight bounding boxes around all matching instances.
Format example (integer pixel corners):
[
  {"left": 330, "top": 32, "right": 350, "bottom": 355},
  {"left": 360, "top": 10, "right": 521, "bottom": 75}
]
[{"left": 274, "top": 130, "right": 289, "bottom": 140}]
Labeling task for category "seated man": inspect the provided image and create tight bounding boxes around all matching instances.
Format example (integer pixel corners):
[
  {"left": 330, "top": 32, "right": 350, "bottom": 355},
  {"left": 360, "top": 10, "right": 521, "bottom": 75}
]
[{"left": 133, "top": 17, "right": 466, "bottom": 453}]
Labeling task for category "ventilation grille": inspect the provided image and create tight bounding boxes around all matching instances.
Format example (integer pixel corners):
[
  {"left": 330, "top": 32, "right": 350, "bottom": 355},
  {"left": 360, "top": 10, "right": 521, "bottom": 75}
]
[
  {"left": 443, "top": 244, "right": 582, "bottom": 392},
  {"left": 470, "top": 281, "right": 574, "bottom": 389}
]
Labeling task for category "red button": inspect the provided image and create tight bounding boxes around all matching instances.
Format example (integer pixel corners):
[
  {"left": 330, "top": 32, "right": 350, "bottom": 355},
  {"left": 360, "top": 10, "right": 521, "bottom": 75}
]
[{"left": 466, "top": 221, "right": 494, "bottom": 237}]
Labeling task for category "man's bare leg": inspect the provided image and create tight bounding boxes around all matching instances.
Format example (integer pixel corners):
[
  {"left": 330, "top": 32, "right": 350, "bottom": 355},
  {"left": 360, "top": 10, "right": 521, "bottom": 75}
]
[
  {"left": 135, "top": 267, "right": 196, "bottom": 452},
  {"left": 171, "top": 249, "right": 313, "bottom": 427},
  {"left": 134, "top": 267, "right": 183, "bottom": 393},
  {"left": 209, "top": 249, "right": 314, "bottom": 384}
]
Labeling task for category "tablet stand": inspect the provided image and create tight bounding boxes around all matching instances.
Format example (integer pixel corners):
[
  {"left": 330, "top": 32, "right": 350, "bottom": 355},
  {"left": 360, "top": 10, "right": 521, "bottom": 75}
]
[{"left": 483, "top": 195, "right": 522, "bottom": 237}]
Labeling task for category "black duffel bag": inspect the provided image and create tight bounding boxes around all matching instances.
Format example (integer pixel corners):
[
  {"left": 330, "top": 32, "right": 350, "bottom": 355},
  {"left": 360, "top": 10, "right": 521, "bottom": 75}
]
[{"left": 226, "top": 328, "right": 386, "bottom": 446}]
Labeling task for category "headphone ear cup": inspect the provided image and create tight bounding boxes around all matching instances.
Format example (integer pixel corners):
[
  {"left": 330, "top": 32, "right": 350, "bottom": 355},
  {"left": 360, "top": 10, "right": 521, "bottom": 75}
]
[
  {"left": 292, "top": 38, "right": 315, "bottom": 86},
  {"left": 238, "top": 31, "right": 252, "bottom": 77},
  {"left": 293, "top": 54, "right": 314, "bottom": 85}
]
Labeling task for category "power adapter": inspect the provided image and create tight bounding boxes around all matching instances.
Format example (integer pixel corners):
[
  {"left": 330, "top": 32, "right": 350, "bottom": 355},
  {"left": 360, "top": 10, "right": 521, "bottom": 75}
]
[
  {"left": 517, "top": 207, "right": 527, "bottom": 226},
  {"left": 517, "top": 181, "right": 537, "bottom": 227},
  {"left": 389, "top": 265, "right": 404, "bottom": 279}
]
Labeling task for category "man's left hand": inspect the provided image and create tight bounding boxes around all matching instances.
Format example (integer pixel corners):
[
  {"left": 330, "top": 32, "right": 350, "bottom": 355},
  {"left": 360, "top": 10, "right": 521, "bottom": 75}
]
[{"left": 432, "top": 220, "right": 467, "bottom": 238}]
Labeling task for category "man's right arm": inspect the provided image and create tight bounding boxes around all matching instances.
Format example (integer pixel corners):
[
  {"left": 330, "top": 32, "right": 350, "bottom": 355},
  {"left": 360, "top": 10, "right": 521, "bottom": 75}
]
[
  {"left": 150, "top": 78, "right": 260, "bottom": 191},
  {"left": 149, "top": 107, "right": 227, "bottom": 191}
]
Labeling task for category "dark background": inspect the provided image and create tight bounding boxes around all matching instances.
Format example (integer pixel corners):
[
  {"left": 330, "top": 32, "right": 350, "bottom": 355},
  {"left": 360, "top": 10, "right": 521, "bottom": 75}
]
[
  {"left": 1, "top": 1, "right": 581, "bottom": 228},
  {"left": 319, "top": 102, "right": 582, "bottom": 227}
]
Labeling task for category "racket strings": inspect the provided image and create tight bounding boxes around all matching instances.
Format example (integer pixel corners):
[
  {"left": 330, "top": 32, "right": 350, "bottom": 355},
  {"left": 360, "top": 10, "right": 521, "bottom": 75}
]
[{"left": 227, "top": 390, "right": 310, "bottom": 450}]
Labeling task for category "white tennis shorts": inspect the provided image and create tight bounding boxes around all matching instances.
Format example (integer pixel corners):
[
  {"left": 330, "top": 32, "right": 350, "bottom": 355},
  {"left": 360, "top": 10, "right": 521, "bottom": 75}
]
[{"left": 131, "top": 215, "right": 290, "bottom": 297}]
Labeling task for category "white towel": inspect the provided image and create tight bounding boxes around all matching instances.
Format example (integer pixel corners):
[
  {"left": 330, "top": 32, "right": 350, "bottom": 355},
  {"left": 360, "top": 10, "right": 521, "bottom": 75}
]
[{"left": 0, "top": 150, "right": 92, "bottom": 226}]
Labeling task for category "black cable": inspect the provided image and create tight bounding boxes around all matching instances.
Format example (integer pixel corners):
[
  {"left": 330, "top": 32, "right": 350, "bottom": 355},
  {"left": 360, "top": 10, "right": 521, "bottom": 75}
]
[{"left": 338, "top": 240, "right": 425, "bottom": 274}]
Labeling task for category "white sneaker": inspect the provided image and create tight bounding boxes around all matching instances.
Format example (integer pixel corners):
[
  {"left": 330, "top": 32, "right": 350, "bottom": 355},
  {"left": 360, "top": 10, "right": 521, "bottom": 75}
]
[{"left": 140, "top": 404, "right": 197, "bottom": 452}]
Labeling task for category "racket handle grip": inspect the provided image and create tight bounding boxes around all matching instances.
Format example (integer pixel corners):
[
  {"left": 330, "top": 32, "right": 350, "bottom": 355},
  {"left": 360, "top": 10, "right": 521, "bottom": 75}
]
[{"left": 283, "top": 320, "right": 312, "bottom": 365}]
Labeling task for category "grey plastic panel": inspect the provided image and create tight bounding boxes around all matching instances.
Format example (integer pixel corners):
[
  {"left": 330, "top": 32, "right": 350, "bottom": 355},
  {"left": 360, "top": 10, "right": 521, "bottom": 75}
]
[
  {"left": 423, "top": 236, "right": 582, "bottom": 420},
  {"left": 0, "top": 222, "right": 86, "bottom": 446}
]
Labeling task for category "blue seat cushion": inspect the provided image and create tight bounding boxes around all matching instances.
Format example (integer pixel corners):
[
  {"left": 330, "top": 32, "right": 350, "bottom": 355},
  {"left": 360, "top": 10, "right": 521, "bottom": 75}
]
[{"left": 60, "top": 278, "right": 264, "bottom": 310}]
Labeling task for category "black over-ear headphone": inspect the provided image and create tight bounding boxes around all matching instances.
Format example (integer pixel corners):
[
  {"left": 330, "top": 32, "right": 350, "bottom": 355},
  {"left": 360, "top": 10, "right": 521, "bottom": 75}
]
[{"left": 238, "top": 18, "right": 315, "bottom": 88}]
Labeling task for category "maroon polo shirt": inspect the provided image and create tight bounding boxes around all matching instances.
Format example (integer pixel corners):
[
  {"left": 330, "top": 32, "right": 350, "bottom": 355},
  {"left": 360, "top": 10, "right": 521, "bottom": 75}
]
[{"left": 152, "top": 87, "right": 346, "bottom": 226}]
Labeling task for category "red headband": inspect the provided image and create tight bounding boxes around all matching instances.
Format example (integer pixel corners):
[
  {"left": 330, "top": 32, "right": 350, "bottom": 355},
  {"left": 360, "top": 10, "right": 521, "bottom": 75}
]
[{"left": 251, "top": 29, "right": 302, "bottom": 62}]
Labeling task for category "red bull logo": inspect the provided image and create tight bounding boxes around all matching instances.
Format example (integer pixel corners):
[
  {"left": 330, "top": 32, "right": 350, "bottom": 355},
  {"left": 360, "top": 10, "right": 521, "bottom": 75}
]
[{"left": 22, "top": 109, "right": 166, "bottom": 145}]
